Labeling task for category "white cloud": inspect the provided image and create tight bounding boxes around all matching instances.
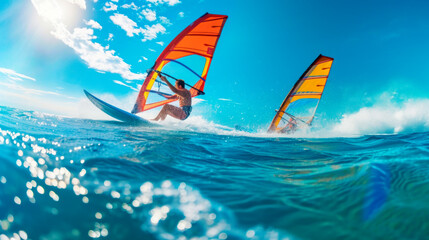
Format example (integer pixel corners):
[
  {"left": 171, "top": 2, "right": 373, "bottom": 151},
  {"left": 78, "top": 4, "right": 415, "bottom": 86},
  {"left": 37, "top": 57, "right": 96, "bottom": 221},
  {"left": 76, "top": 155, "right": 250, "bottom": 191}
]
[
  {"left": 107, "top": 33, "right": 114, "bottom": 41},
  {"left": 110, "top": 13, "right": 165, "bottom": 41},
  {"left": 156, "top": 41, "right": 164, "bottom": 46},
  {"left": 51, "top": 26, "right": 145, "bottom": 80},
  {"left": 103, "top": 2, "right": 117, "bottom": 12},
  {"left": 111, "top": 0, "right": 118, "bottom": 2},
  {"left": 149, "top": 48, "right": 156, "bottom": 52},
  {"left": 146, "top": 0, "right": 181, "bottom": 6},
  {"left": 0, "top": 82, "right": 61, "bottom": 96},
  {"left": 138, "top": 56, "right": 148, "bottom": 63},
  {"left": 66, "top": 0, "right": 86, "bottom": 9},
  {"left": 0, "top": 69, "right": 79, "bottom": 105},
  {"left": 0, "top": 68, "right": 36, "bottom": 82},
  {"left": 110, "top": 13, "right": 140, "bottom": 37},
  {"left": 31, "top": 0, "right": 146, "bottom": 80},
  {"left": 141, "top": 23, "right": 166, "bottom": 41},
  {"left": 84, "top": 19, "right": 102, "bottom": 29},
  {"left": 113, "top": 80, "right": 139, "bottom": 91},
  {"left": 178, "top": 11, "right": 184, "bottom": 18},
  {"left": 192, "top": 98, "right": 205, "bottom": 105},
  {"left": 216, "top": 98, "right": 240, "bottom": 105},
  {"left": 141, "top": 8, "right": 156, "bottom": 21},
  {"left": 122, "top": 2, "right": 139, "bottom": 10},
  {"left": 31, "top": 0, "right": 63, "bottom": 23},
  {"left": 159, "top": 16, "right": 171, "bottom": 25}
]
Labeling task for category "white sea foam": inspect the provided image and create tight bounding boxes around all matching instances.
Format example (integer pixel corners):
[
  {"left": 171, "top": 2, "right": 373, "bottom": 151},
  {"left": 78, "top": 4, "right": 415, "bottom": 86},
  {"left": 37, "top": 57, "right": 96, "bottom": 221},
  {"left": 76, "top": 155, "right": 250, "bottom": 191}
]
[{"left": 329, "top": 98, "right": 429, "bottom": 136}]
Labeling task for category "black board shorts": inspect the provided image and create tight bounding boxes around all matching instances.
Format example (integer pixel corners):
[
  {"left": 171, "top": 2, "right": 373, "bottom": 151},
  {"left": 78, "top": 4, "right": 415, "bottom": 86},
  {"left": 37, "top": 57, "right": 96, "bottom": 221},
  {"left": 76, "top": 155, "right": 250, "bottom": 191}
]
[{"left": 181, "top": 106, "right": 192, "bottom": 120}]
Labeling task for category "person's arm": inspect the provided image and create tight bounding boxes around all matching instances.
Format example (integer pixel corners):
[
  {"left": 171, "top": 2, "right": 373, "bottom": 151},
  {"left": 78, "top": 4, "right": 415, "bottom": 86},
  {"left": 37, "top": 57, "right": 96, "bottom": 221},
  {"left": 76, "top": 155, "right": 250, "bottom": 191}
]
[
  {"left": 159, "top": 74, "right": 179, "bottom": 94},
  {"left": 162, "top": 94, "right": 178, "bottom": 100}
]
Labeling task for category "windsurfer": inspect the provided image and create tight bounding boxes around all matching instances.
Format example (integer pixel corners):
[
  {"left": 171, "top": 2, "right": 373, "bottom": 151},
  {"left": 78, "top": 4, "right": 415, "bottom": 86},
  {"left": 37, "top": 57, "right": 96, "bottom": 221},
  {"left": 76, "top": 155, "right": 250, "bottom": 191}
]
[
  {"left": 152, "top": 73, "right": 192, "bottom": 121},
  {"left": 279, "top": 118, "right": 297, "bottom": 133}
]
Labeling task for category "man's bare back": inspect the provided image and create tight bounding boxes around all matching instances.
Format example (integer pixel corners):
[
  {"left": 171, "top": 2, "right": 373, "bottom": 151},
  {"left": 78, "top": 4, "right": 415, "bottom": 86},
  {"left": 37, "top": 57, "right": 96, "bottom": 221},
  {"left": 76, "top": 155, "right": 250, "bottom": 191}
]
[{"left": 175, "top": 88, "right": 192, "bottom": 107}]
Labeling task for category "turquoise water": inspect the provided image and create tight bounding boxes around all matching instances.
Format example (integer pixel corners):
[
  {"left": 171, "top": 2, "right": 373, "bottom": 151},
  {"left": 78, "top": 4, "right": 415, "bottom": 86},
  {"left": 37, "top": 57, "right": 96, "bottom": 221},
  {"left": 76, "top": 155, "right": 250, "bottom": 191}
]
[{"left": 1, "top": 105, "right": 429, "bottom": 240}]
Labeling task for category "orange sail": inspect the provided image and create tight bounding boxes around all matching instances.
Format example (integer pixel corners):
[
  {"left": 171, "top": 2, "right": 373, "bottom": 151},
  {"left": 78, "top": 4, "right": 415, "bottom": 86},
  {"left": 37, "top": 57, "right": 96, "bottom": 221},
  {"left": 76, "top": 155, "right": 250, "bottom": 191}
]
[
  {"left": 268, "top": 55, "right": 334, "bottom": 133},
  {"left": 132, "top": 13, "right": 228, "bottom": 114}
]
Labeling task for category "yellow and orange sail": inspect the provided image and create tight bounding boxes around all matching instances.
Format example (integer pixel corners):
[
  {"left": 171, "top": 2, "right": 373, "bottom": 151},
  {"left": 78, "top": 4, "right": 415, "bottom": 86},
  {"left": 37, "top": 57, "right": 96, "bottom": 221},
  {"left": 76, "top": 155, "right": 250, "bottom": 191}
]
[
  {"left": 268, "top": 55, "right": 334, "bottom": 133},
  {"left": 132, "top": 13, "right": 228, "bottom": 114}
]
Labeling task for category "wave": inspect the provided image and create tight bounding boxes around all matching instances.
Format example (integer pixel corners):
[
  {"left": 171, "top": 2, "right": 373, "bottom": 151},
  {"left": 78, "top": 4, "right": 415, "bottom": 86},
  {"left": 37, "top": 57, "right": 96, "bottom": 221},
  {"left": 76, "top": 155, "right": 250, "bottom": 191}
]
[{"left": 330, "top": 98, "right": 429, "bottom": 136}]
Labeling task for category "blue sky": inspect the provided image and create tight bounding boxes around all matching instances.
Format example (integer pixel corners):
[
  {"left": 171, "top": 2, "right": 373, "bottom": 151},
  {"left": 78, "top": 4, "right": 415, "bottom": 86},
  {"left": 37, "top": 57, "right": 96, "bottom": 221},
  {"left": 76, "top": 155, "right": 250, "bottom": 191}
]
[{"left": 0, "top": 0, "right": 428, "bottom": 130}]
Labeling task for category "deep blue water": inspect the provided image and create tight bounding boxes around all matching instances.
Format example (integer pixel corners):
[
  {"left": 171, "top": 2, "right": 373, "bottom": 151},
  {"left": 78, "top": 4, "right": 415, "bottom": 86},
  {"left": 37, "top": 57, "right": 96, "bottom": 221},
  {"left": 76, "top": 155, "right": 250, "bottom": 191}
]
[{"left": 1, "top": 105, "right": 429, "bottom": 240}]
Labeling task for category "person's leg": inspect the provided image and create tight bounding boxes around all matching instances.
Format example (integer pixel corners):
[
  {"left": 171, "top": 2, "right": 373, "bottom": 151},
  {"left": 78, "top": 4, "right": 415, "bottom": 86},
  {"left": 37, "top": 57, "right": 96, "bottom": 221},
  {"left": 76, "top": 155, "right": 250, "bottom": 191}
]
[
  {"left": 163, "top": 105, "right": 186, "bottom": 120},
  {"left": 153, "top": 104, "right": 186, "bottom": 121},
  {"left": 152, "top": 105, "right": 167, "bottom": 121}
]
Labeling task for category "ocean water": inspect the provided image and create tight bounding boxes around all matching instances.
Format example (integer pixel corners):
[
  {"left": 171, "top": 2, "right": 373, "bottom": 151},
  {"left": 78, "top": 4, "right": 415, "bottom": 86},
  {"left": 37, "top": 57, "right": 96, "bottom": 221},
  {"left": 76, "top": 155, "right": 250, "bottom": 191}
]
[{"left": 1, "top": 105, "right": 429, "bottom": 240}]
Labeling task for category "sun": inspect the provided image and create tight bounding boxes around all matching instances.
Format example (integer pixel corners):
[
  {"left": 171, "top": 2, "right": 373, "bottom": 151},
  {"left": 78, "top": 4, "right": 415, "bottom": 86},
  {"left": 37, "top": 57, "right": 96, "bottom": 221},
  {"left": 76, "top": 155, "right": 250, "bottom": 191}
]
[{"left": 31, "top": 0, "right": 85, "bottom": 29}]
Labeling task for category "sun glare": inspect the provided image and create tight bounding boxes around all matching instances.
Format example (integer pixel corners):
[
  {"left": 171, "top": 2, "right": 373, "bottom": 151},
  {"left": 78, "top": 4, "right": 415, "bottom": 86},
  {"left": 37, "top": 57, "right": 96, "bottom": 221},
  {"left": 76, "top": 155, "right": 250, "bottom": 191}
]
[{"left": 31, "top": 0, "right": 85, "bottom": 29}]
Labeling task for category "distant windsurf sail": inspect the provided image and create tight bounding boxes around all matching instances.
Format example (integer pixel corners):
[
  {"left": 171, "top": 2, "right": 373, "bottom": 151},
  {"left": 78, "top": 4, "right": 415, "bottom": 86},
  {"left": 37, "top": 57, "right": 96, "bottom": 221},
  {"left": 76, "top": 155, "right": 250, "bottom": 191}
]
[
  {"left": 268, "top": 54, "right": 334, "bottom": 133},
  {"left": 132, "top": 13, "right": 228, "bottom": 114}
]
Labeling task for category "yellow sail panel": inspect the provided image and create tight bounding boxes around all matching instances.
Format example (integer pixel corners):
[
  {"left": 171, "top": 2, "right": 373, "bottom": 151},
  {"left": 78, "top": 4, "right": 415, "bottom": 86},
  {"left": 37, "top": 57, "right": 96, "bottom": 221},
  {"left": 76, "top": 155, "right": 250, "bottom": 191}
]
[
  {"left": 268, "top": 55, "right": 334, "bottom": 133},
  {"left": 307, "top": 62, "right": 332, "bottom": 76},
  {"left": 294, "top": 77, "right": 327, "bottom": 93},
  {"left": 290, "top": 94, "right": 323, "bottom": 102}
]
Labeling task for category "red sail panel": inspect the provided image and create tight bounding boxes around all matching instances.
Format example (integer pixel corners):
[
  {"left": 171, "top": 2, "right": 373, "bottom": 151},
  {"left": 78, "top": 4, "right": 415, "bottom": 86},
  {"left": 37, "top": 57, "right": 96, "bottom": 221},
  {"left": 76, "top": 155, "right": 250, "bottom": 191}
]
[
  {"left": 268, "top": 55, "right": 334, "bottom": 133},
  {"left": 132, "top": 13, "right": 228, "bottom": 114}
]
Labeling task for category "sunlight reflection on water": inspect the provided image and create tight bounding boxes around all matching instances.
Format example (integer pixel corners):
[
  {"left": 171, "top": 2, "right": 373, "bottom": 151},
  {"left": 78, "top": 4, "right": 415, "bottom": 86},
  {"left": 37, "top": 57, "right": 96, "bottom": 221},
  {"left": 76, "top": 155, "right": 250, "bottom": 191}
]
[{"left": 0, "top": 123, "right": 294, "bottom": 240}]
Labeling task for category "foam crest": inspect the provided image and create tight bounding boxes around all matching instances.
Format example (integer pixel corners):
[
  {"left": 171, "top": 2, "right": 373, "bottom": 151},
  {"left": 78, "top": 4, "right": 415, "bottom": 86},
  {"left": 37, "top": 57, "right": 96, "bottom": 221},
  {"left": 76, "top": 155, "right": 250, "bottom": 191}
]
[
  {"left": 154, "top": 115, "right": 235, "bottom": 133},
  {"left": 331, "top": 99, "right": 429, "bottom": 136},
  {"left": 152, "top": 115, "right": 294, "bottom": 139}
]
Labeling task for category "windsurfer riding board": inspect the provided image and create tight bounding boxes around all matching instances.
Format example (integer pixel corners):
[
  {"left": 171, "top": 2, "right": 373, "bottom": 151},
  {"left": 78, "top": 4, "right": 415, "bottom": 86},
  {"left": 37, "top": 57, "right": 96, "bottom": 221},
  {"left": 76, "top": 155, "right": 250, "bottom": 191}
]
[
  {"left": 279, "top": 117, "right": 297, "bottom": 134},
  {"left": 152, "top": 73, "right": 192, "bottom": 121}
]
